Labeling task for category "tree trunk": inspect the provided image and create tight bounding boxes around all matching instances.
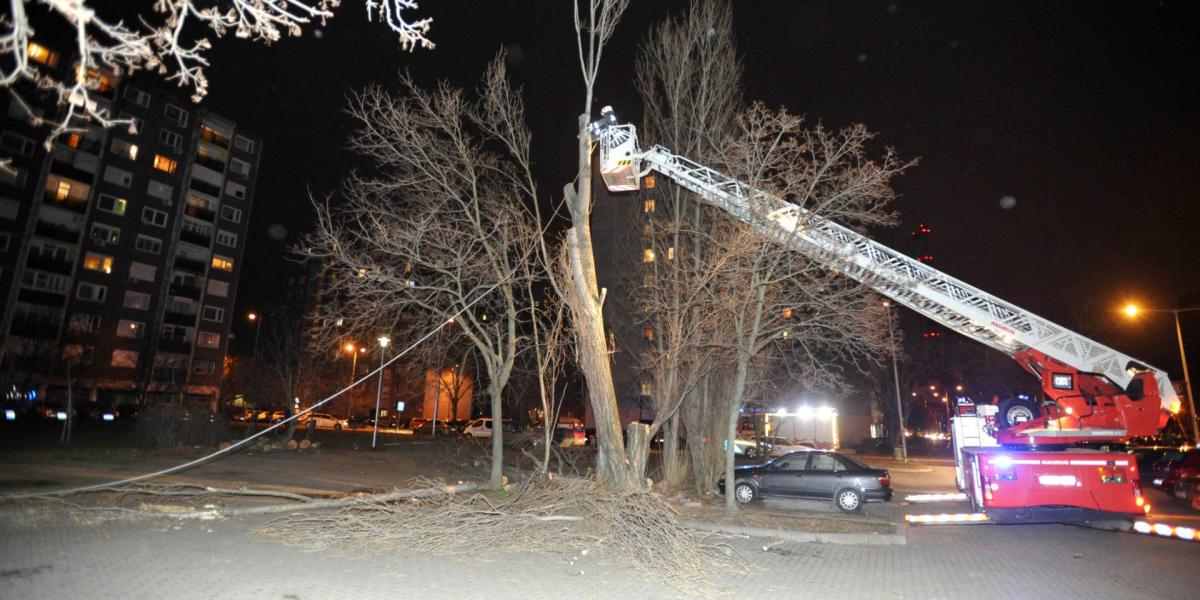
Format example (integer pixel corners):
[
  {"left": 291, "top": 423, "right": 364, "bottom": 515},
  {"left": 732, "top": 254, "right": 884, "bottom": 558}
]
[
  {"left": 724, "top": 358, "right": 750, "bottom": 516},
  {"left": 565, "top": 113, "right": 638, "bottom": 491},
  {"left": 490, "top": 381, "right": 504, "bottom": 489},
  {"left": 625, "top": 422, "right": 650, "bottom": 486},
  {"left": 662, "top": 412, "right": 685, "bottom": 489}
]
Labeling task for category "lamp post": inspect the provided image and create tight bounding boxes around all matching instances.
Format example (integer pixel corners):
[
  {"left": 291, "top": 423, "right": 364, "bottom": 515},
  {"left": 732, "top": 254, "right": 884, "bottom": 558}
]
[
  {"left": 883, "top": 300, "right": 908, "bottom": 461},
  {"left": 371, "top": 335, "right": 390, "bottom": 449},
  {"left": 247, "top": 312, "right": 262, "bottom": 362},
  {"left": 1123, "top": 304, "right": 1199, "bottom": 442}
]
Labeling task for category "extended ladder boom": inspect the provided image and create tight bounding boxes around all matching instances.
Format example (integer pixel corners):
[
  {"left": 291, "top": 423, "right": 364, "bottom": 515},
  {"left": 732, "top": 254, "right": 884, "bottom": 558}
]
[{"left": 595, "top": 121, "right": 1178, "bottom": 412}]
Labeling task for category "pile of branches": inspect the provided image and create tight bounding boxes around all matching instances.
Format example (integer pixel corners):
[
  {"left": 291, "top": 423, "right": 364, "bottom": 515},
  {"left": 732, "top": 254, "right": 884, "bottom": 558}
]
[{"left": 256, "top": 477, "right": 745, "bottom": 593}]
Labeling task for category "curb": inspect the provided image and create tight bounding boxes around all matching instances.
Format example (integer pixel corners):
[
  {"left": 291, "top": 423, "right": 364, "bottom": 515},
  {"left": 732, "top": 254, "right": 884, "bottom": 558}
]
[{"left": 680, "top": 519, "right": 907, "bottom": 546}]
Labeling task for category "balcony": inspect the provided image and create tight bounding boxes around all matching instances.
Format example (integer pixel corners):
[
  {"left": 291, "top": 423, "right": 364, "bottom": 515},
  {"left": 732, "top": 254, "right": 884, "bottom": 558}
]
[
  {"left": 179, "top": 228, "right": 212, "bottom": 248},
  {"left": 163, "top": 310, "right": 198, "bottom": 327},
  {"left": 25, "top": 254, "right": 73, "bottom": 275},
  {"left": 159, "top": 336, "right": 192, "bottom": 354},
  {"left": 49, "top": 160, "right": 95, "bottom": 183},
  {"left": 43, "top": 192, "right": 88, "bottom": 214},
  {"left": 194, "top": 153, "right": 225, "bottom": 174},
  {"left": 9, "top": 318, "right": 60, "bottom": 339},
  {"left": 169, "top": 282, "right": 202, "bottom": 300},
  {"left": 173, "top": 255, "right": 207, "bottom": 274},
  {"left": 200, "top": 127, "right": 230, "bottom": 149},
  {"left": 189, "top": 178, "right": 221, "bottom": 198},
  {"left": 33, "top": 220, "right": 81, "bottom": 243},
  {"left": 17, "top": 288, "right": 66, "bottom": 307},
  {"left": 184, "top": 203, "right": 217, "bottom": 223}
]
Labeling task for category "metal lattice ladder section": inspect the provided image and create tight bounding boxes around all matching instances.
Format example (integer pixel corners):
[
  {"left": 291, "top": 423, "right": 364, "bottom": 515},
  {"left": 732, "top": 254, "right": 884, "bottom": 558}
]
[{"left": 597, "top": 128, "right": 1177, "bottom": 409}]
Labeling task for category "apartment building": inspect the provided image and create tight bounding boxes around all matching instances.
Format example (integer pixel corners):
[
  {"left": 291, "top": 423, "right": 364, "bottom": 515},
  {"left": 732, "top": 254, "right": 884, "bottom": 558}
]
[{"left": 0, "top": 40, "right": 260, "bottom": 410}]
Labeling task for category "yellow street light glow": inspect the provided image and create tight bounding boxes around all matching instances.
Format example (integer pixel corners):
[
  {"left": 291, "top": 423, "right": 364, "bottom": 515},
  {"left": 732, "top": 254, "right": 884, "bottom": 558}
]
[
  {"left": 343, "top": 342, "right": 356, "bottom": 353},
  {"left": 1123, "top": 303, "right": 1140, "bottom": 318},
  {"left": 248, "top": 312, "right": 257, "bottom": 321}
]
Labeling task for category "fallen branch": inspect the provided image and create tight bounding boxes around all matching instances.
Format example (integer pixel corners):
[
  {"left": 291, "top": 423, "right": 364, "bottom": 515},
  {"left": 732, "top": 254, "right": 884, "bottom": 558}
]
[{"left": 178, "top": 482, "right": 479, "bottom": 519}]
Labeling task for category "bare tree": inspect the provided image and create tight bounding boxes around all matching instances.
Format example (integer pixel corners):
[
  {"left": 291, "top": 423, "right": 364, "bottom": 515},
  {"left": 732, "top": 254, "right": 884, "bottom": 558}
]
[
  {"left": 1, "top": 0, "right": 432, "bottom": 162},
  {"left": 627, "top": 0, "right": 743, "bottom": 485},
  {"left": 258, "top": 311, "right": 331, "bottom": 441},
  {"left": 559, "top": 0, "right": 637, "bottom": 490},
  {"left": 693, "top": 105, "right": 909, "bottom": 514},
  {"left": 302, "top": 55, "right": 542, "bottom": 490}
]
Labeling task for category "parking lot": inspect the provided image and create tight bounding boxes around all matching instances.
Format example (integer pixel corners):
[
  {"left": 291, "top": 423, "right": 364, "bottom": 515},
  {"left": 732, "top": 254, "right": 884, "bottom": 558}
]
[{"left": 2, "top": 440, "right": 1198, "bottom": 599}]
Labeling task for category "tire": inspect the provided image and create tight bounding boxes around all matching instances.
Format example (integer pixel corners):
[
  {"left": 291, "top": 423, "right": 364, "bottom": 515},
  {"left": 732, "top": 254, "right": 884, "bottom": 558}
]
[
  {"left": 745, "top": 446, "right": 758, "bottom": 459},
  {"left": 733, "top": 481, "right": 757, "bottom": 504},
  {"left": 334, "top": 423, "right": 342, "bottom": 431},
  {"left": 997, "top": 397, "right": 1040, "bottom": 429},
  {"left": 835, "top": 488, "right": 864, "bottom": 513},
  {"left": 464, "top": 432, "right": 472, "bottom": 439}
]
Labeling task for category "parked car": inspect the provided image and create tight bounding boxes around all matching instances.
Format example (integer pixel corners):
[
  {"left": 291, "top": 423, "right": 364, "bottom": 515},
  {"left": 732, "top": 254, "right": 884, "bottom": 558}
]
[
  {"left": 759, "top": 436, "right": 815, "bottom": 457},
  {"left": 1174, "top": 475, "right": 1200, "bottom": 511},
  {"left": 731, "top": 437, "right": 770, "bottom": 459},
  {"left": 718, "top": 450, "right": 893, "bottom": 513},
  {"left": 462, "top": 418, "right": 495, "bottom": 438},
  {"left": 1149, "top": 449, "right": 1200, "bottom": 492},
  {"left": 410, "top": 418, "right": 451, "bottom": 435},
  {"left": 299, "top": 412, "right": 347, "bottom": 430}
]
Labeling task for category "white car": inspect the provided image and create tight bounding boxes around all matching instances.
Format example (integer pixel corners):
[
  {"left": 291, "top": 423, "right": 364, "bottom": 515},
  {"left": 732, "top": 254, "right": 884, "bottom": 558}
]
[
  {"left": 732, "top": 437, "right": 769, "bottom": 459},
  {"left": 462, "top": 418, "right": 495, "bottom": 438},
  {"left": 300, "top": 412, "right": 347, "bottom": 430},
  {"left": 761, "top": 436, "right": 816, "bottom": 457}
]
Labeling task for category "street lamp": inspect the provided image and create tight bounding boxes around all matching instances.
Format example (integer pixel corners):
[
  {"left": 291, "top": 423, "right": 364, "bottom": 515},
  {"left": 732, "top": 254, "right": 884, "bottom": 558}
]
[
  {"left": 247, "top": 312, "right": 262, "bottom": 361},
  {"left": 1122, "top": 303, "right": 1200, "bottom": 442},
  {"left": 882, "top": 300, "right": 907, "bottom": 461},
  {"left": 371, "top": 335, "right": 390, "bottom": 449}
]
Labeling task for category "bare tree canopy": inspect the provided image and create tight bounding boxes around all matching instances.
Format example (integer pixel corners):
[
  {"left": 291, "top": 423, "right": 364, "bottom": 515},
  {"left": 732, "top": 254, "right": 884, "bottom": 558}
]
[
  {"left": 1, "top": 0, "right": 432, "bottom": 155},
  {"left": 301, "top": 54, "right": 542, "bottom": 489}
]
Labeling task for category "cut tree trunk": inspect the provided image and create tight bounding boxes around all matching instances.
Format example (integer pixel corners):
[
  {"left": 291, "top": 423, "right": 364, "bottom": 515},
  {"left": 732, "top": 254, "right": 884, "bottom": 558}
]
[{"left": 564, "top": 113, "right": 639, "bottom": 491}]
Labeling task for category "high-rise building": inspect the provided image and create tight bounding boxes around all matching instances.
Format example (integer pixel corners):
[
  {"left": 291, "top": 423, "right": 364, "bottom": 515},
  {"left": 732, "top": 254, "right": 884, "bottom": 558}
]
[{"left": 0, "top": 40, "right": 260, "bottom": 411}]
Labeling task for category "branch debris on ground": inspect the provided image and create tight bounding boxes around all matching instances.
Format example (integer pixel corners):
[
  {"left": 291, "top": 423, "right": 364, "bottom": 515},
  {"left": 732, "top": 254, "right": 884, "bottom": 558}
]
[{"left": 255, "top": 477, "right": 748, "bottom": 594}]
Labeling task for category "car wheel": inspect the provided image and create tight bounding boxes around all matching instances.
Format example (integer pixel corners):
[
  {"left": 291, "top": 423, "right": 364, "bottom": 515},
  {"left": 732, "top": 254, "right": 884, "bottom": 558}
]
[
  {"left": 334, "top": 423, "right": 342, "bottom": 431},
  {"left": 745, "top": 447, "right": 758, "bottom": 459},
  {"left": 464, "top": 432, "right": 472, "bottom": 439},
  {"left": 997, "top": 397, "right": 1040, "bottom": 429},
  {"left": 835, "top": 488, "right": 864, "bottom": 513},
  {"left": 734, "top": 481, "right": 757, "bottom": 504}
]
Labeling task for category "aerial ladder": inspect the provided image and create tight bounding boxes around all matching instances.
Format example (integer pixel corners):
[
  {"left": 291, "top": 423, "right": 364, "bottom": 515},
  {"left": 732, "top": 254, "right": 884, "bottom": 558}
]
[{"left": 591, "top": 109, "right": 1179, "bottom": 522}]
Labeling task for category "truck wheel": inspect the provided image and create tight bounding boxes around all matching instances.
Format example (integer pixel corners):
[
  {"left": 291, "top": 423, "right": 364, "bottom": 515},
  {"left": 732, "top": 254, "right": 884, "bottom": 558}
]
[
  {"left": 997, "top": 397, "right": 1040, "bottom": 429},
  {"left": 835, "top": 488, "right": 864, "bottom": 513}
]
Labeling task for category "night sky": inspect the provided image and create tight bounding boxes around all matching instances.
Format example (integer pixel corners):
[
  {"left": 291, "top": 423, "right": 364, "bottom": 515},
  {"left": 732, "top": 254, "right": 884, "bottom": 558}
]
[{"left": 192, "top": 1, "right": 1199, "bottom": 374}]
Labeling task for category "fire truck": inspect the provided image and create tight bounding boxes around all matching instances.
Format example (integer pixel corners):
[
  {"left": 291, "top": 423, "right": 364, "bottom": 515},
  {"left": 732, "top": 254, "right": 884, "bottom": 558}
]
[{"left": 591, "top": 108, "right": 1179, "bottom": 524}]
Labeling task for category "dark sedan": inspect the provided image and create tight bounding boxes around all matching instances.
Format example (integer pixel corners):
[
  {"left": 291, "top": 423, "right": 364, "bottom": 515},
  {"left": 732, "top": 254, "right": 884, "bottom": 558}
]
[{"left": 718, "top": 451, "right": 892, "bottom": 513}]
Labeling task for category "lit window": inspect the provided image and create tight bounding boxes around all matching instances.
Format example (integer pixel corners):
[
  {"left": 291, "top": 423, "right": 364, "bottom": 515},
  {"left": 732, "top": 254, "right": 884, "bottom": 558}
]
[
  {"left": 642, "top": 248, "right": 655, "bottom": 263},
  {"left": 640, "top": 382, "right": 653, "bottom": 396},
  {"left": 197, "top": 332, "right": 221, "bottom": 348},
  {"left": 27, "top": 42, "right": 59, "bottom": 67},
  {"left": 782, "top": 307, "right": 793, "bottom": 319},
  {"left": 85, "top": 69, "right": 113, "bottom": 94},
  {"left": 83, "top": 252, "right": 114, "bottom": 274},
  {"left": 116, "top": 320, "right": 146, "bottom": 339},
  {"left": 97, "top": 194, "right": 127, "bottom": 216},
  {"left": 643, "top": 199, "right": 655, "bottom": 213},
  {"left": 644, "top": 326, "right": 654, "bottom": 342},
  {"left": 55, "top": 180, "right": 71, "bottom": 201},
  {"left": 65, "top": 133, "right": 81, "bottom": 149},
  {"left": 666, "top": 246, "right": 675, "bottom": 261},
  {"left": 153, "top": 154, "right": 178, "bottom": 174},
  {"left": 211, "top": 256, "right": 234, "bottom": 271},
  {"left": 110, "top": 138, "right": 138, "bottom": 161}
]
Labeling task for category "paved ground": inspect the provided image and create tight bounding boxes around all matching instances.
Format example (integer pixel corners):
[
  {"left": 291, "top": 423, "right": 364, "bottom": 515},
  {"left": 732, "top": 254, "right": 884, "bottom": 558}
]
[
  {"left": 1, "top": 438, "right": 1198, "bottom": 599},
  {"left": 2, "top": 502, "right": 1196, "bottom": 600}
]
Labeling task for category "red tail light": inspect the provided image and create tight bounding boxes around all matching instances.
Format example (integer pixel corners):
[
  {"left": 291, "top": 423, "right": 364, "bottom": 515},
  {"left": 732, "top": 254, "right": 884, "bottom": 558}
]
[{"left": 878, "top": 472, "right": 891, "bottom": 487}]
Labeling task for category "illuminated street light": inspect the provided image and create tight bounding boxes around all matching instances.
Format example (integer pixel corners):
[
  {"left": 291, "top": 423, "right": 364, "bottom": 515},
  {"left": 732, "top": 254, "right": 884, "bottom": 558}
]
[
  {"left": 372, "top": 335, "right": 392, "bottom": 449},
  {"left": 1122, "top": 302, "right": 1200, "bottom": 442}
]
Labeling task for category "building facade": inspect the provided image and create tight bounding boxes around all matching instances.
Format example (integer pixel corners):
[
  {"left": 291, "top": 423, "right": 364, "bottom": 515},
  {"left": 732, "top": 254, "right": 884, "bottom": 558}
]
[{"left": 0, "top": 41, "right": 260, "bottom": 411}]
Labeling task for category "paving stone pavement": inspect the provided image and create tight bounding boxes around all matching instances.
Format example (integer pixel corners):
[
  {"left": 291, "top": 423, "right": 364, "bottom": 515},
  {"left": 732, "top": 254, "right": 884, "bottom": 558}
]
[{"left": 2, "top": 509, "right": 1197, "bottom": 600}]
